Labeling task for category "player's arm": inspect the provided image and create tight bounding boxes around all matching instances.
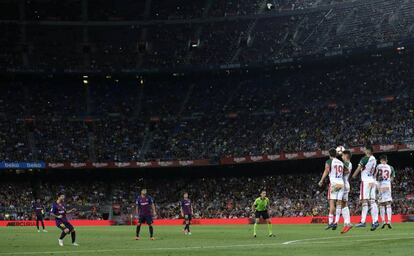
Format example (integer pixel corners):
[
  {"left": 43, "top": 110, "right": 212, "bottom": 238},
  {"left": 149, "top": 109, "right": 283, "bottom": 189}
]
[
  {"left": 318, "top": 163, "right": 330, "bottom": 187},
  {"left": 67, "top": 208, "right": 77, "bottom": 213},
  {"left": 352, "top": 164, "right": 362, "bottom": 179},
  {"left": 151, "top": 203, "right": 157, "bottom": 217},
  {"left": 390, "top": 166, "right": 396, "bottom": 182},
  {"left": 179, "top": 202, "right": 184, "bottom": 217},
  {"left": 251, "top": 199, "right": 257, "bottom": 212},
  {"left": 344, "top": 162, "right": 350, "bottom": 174},
  {"left": 50, "top": 205, "right": 62, "bottom": 219}
]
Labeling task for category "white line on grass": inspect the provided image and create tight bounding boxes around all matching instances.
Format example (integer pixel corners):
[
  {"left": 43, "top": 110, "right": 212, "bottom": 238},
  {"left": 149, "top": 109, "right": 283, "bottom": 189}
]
[
  {"left": 1, "top": 232, "right": 412, "bottom": 255},
  {"left": 282, "top": 232, "right": 413, "bottom": 245}
]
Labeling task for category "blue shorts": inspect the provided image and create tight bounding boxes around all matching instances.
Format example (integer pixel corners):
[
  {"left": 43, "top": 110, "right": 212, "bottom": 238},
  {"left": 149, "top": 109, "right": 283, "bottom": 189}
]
[
  {"left": 138, "top": 215, "right": 153, "bottom": 225},
  {"left": 56, "top": 220, "right": 74, "bottom": 232}
]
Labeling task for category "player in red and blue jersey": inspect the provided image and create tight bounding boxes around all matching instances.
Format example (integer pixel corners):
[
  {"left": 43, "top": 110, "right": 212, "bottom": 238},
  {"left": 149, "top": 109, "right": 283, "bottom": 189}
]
[
  {"left": 50, "top": 193, "right": 78, "bottom": 246},
  {"left": 32, "top": 199, "right": 47, "bottom": 232},
  {"left": 180, "top": 192, "right": 193, "bottom": 235},
  {"left": 135, "top": 189, "right": 157, "bottom": 240}
]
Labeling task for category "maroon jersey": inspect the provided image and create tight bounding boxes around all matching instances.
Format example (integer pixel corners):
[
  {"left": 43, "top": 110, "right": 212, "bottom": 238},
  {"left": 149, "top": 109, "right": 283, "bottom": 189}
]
[
  {"left": 180, "top": 199, "right": 192, "bottom": 215},
  {"left": 135, "top": 196, "right": 154, "bottom": 217},
  {"left": 32, "top": 202, "right": 44, "bottom": 216}
]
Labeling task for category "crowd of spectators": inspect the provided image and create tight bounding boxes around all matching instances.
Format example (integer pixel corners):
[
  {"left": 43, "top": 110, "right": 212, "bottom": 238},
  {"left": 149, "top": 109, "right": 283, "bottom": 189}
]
[
  {"left": 1, "top": 167, "right": 413, "bottom": 220},
  {"left": 0, "top": 52, "right": 413, "bottom": 162},
  {"left": 0, "top": 179, "right": 107, "bottom": 220}
]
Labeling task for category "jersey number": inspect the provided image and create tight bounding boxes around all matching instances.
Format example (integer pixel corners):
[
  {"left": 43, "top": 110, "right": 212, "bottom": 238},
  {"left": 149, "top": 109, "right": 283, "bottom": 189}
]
[
  {"left": 334, "top": 165, "right": 343, "bottom": 178},
  {"left": 378, "top": 169, "right": 390, "bottom": 180}
]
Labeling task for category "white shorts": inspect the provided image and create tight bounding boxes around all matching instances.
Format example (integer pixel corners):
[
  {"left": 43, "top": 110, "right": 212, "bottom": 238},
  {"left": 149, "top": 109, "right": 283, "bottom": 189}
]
[
  {"left": 328, "top": 182, "right": 344, "bottom": 201},
  {"left": 378, "top": 183, "right": 392, "bottom": 203},
  {"left": 359, "top": 181, "right": 376, "bottom": 200},
  {"left": 342, "top": 182, "right": 350, "bottom": 202}
]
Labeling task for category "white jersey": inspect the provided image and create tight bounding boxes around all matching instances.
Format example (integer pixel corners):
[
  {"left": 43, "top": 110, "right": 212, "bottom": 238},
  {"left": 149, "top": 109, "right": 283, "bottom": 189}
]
[
  {"left": 359, "top": 155, "right": 376, "bottom": 182},
  {"left": 376, "top": 163, "right": 395, "bottom": 185},
  {"left": 327, "top": 158, "right": 344, "bottom": 184},
  {"left": 343, "top": 161, "right": 352, "bottom": 184}
]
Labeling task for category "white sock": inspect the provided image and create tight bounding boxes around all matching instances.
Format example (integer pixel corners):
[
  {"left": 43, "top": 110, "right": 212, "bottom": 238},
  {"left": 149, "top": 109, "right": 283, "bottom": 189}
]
[
  {"left": 342, "top": 207, "right": 350, "bottom": 225},
  {"left": 334, "top": 205, "right": 342, "bottom": 224},
  {"left": 328, "top": 214, "right": 334, "bottom": 225},
  {"left": 361, "top": 203, "right": 368, "bottom": 223},
  {"left": 380, "top": 206, "right": 386, "bottom": 223},
  {"left": 371, "top": 201, "right": 379, "bottom": 223},
  {"left": 386, "top": 205, "right": 392, "bottom": 224}
]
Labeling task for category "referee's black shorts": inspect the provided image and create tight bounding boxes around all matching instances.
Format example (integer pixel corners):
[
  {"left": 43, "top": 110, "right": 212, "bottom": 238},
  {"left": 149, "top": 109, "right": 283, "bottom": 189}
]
[{"left": 255, "top": 210, "right": 269, "bottom": 219}]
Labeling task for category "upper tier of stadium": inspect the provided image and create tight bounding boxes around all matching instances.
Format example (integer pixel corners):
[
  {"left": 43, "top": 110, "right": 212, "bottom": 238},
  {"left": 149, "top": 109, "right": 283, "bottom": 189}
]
[{"left": 1, "top": 0, "right": 414, "bottom": 71}]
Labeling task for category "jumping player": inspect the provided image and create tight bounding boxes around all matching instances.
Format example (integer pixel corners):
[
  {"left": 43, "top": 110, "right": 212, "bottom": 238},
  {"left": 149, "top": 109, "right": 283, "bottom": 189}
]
[
  {"left": 340, "top": 150, "right": 353, "bottom": 234},
  {"left": 375, "top": 155, "right": 395, "bottom": 229},
  {"left": 180, "top": 192, "right": 193, "bottom": 235},
  {"left": 32, "top": 199, "right": 47, "bottom": 232},
  {"left": 50, "top": 193, "right": 78, "bottom": 246},
  {"left": 252, "top": 190, "right": 273, "bottom": 237},
  {"left": 352, "top": 145, "right": 379, "bottom": 231},
  {"left": 318, "top": 148, "right": 345, "bottom": 230},
  {"left": 135, "top": 189, "right": 156, "bottom": 240}
]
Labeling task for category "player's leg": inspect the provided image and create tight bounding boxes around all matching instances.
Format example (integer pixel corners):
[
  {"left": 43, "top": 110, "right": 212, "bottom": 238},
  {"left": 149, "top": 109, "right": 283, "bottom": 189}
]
[
  {"left": 67, "top": 223, "right": 78, "bottom": 246},
  {"left": 40, "top": 216, "right": 46, "bottom": 231},
  {"left": 58, "top": 223, "right": 70, "bottom": 246},
  {"left": 136, "top": 217, "right": 144, "bottom": 240},
  {"left": 386, "top": 202, "right": 392, "bottom": 228},
  {"left": 369, "top": 184, "right": 379, "bottom": 231},
  {"left": 340, "top": 201, "right": 352, "bottom": 234},
  {"left": 147, "top": 216, "right": 155, "bottom": 240},
  {"left": 334, "top": 200, "right": 342, "bottom": 226},
  {"left": 379, "top": 202, "right": 386, "bottom": 228},
  {"left": 253, "top": 217, "right": 259, "bottom": 237},
  {"left": 36, "top": 216, "right": 40, "bottom": 232},
  {"left": 263, "top": 211, "right": 273, "bottom": 236},
  {"left": 326, "top": 199, "right": 336, "bottom": 229},
  {"left": 357, "top": 182, "right": 369, "bottom": 227},
  {"left": 186, "top": 215, "right": 192, "bottom": 235}
]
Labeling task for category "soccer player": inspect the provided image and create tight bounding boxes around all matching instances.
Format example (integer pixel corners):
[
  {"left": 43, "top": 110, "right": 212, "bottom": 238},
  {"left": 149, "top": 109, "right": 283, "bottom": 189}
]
[
  {"left": 352, "top": 145, "right": 379, "bottom": 231},
  {"left": 252, "top": 190, "right": 273, "bottom": 237},
  {"left": 180, "top": 192, "right": 193, "bottom": 235},
  {"left": 340, "top": 150, "right": 353, "bottom": 234},
  {"left": 318, "top": 148, "right": 345, "bottom": 230},
  {"left": 50, "top": 193, "right": 78, "bottom": 246},
  {"left": 135, "top": 189, "right": 156, "bottom": 240},
  {"left": 375, "top": 155, "right": 395, "bottom": 229},
  {"left": 32, "top": 199, "right": 47, "bottom": 232}
]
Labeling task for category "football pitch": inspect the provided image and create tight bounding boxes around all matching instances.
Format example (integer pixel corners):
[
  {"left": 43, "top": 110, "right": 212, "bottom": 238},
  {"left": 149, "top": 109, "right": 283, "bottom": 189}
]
[{"left": 0, "top": 223, "right": 413, "bottom": 256}]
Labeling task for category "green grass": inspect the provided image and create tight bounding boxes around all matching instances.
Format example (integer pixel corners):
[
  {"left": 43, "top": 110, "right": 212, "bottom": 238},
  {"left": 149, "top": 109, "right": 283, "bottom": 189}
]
[{"left": 0, "top": 223, "right": 413, "bottom": 256}]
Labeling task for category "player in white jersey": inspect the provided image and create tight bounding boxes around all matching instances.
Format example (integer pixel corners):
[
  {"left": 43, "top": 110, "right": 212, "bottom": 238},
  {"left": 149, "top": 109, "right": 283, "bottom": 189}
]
[
  {"left": 375, "top": 155, "right": 395, "bottom": 229},
  {"left": 340, "top": 150, "right": 353, "bottom": 234},
  {"left": 352, "top": 145, "right": 379, "bottom": 231},
  {"left": 318, "top": 148, "right": 345, "bottom": 230}
]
